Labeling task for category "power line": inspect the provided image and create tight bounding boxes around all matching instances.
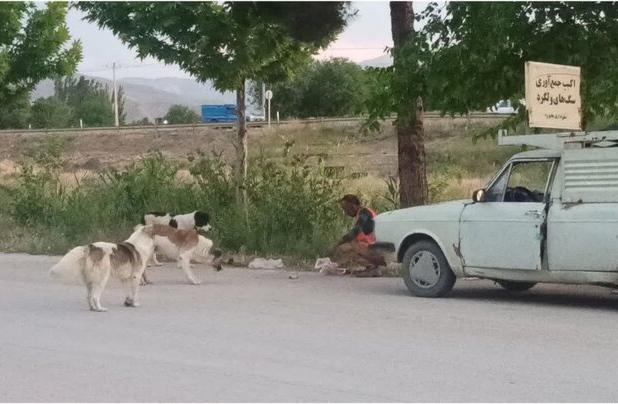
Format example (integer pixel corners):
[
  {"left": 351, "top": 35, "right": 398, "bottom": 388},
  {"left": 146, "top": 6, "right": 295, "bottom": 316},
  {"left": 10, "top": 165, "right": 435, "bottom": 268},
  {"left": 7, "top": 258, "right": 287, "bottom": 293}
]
[
  {"left": 78, "top": 62, "right": 166, "bottom": 73},
  {"left": 327, "top": 47, "right": 388, "bottom": 50}
]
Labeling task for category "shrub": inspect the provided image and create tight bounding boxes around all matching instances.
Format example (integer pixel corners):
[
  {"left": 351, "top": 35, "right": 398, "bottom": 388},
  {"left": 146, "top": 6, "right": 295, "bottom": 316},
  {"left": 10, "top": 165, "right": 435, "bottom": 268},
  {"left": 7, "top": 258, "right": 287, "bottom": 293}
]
[
  {"left": 6, "top": 144, "right": 349, "bottom": 258},
  {"left": 245, "top": 154, "right": 346, "bottom": 256}
]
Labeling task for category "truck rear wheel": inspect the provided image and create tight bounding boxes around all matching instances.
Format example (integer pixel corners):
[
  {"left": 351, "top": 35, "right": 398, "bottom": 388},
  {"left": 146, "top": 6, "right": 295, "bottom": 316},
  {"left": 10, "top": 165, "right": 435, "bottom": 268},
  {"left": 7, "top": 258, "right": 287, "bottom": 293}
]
[{"left": 401, "top": 240, "right": 455, "bottom": 298}]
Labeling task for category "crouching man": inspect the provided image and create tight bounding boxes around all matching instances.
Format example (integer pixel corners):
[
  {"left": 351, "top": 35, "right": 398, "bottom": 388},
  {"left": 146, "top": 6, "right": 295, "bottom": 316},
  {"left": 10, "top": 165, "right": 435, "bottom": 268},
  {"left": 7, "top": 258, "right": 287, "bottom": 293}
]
[{"left": 329, "top": 194, "right": 386, "bottom": 277}]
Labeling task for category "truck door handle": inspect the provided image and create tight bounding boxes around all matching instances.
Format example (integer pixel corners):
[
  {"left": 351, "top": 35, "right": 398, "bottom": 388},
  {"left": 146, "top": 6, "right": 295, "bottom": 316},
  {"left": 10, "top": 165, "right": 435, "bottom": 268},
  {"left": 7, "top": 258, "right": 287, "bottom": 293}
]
[{"left": 525, "top": 210, "right": 543, "bottom": 218}]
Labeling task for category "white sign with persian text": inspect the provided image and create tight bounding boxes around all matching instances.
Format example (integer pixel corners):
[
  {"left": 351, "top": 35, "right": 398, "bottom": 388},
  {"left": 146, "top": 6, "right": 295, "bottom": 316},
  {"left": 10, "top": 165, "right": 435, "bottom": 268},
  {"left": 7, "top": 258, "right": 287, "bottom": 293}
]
[{"left": 525, "top": 61, "right": 581, "bottom": 130}]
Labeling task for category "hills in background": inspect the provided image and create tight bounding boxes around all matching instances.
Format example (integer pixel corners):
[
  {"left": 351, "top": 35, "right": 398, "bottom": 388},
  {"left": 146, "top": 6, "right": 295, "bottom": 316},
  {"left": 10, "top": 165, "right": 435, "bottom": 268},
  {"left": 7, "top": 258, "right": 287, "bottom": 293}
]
[
  {"left": 33, "top": 76, "right": 236, "bottom": 123},
  {"left": 359, "top": 54, "right": 392, "bottom": 68},
  {"left": 32, "top": 56, "right": 391, "bottom": 123}
]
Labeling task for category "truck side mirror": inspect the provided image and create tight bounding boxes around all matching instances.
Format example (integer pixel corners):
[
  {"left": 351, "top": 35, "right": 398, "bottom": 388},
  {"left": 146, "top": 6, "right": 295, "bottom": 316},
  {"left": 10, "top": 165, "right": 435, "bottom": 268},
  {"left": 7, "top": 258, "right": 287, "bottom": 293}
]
[{"left": 472, "top": 188, "right": 486, "bottom": 203}]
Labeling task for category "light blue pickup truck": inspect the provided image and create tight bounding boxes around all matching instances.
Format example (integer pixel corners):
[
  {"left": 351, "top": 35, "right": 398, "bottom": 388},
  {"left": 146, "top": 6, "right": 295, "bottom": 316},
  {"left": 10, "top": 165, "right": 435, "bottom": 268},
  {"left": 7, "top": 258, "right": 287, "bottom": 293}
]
[{"left": 376, "top": 130, "right": 618, "bottom": 297}]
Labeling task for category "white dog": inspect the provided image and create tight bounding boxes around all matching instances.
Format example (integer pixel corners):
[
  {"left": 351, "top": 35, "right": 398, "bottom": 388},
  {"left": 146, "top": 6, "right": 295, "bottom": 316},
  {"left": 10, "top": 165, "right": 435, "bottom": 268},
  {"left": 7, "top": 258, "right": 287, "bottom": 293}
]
[
  {"left": 144, "top": 211, "right": 211, "bottom": 232},
  {"left": 49, "top": 225, "right": 155, "bottom": 312},
  {"left": 143, "top": 224, "right": 221, "bottom": 285},
  {"left": 144, "top": 211, "right": 212, "bottom": 266}
]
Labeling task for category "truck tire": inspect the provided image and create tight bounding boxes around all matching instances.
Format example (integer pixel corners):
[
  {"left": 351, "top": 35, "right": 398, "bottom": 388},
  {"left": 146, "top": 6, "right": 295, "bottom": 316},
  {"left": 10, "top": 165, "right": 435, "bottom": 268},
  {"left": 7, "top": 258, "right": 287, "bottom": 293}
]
[
  {"left": 401, "top": 240, "right": 455, "bottom": 297},
  {"left": 496, "top": 280, "right": 536, "bottom": 292}
]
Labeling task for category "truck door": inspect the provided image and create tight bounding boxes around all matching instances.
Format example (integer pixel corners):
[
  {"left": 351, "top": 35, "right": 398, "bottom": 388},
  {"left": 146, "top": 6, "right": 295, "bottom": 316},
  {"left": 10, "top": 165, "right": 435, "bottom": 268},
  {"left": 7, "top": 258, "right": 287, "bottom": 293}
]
[
  {"left": 460, "top": 159, "right": 556, "bottom": 271},
  {"left": 548, "top": 148, "right": 618, "bottom": 271}
]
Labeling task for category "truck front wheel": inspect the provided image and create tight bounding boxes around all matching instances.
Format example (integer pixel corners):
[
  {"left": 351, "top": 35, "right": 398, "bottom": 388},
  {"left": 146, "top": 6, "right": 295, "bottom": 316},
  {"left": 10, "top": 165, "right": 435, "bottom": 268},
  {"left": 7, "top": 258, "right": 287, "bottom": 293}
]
[{"left": 401, "top": 240, "right": 455, "bottom": 297}]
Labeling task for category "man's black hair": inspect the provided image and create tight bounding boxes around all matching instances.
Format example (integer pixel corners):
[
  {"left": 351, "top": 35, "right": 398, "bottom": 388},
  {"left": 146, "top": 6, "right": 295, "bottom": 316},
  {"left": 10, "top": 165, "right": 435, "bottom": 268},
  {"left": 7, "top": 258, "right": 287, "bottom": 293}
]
[{"left": 340, "top": 194, "right": 361, "bottom": 206}]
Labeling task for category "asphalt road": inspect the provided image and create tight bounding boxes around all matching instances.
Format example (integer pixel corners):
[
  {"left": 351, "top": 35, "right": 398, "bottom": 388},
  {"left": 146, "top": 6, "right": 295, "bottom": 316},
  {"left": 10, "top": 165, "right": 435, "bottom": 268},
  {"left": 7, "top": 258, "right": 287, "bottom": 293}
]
[{"left": 2, "top": 253, "right": 618, "bottom": 402}]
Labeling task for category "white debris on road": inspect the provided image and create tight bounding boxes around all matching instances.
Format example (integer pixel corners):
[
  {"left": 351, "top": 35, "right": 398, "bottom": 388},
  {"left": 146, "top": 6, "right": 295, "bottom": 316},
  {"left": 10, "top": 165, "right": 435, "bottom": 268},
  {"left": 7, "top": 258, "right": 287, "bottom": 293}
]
[
  {"left": 314, "top": 257, "right": 348, "bottom": 275},
  {"left": 248, "top": 257, "right": 285, "bottom": 270}
]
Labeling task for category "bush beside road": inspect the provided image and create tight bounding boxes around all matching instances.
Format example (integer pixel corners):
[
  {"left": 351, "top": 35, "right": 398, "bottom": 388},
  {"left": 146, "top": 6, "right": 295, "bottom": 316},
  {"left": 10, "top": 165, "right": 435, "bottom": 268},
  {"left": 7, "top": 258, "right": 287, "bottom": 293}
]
[{"left": 0, "top": 116, "right": 515, "bottom": 259}]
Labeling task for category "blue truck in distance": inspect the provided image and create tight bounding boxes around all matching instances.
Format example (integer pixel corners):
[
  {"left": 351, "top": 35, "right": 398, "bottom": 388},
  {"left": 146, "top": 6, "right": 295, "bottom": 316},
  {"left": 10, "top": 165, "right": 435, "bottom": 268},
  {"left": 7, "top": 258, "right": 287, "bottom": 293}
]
[
  {"left": 201, "top": 104, "right": 266, "bottom": 123},
  {"left": 201, "top": 104, "right": 237, "bottom": 123}
]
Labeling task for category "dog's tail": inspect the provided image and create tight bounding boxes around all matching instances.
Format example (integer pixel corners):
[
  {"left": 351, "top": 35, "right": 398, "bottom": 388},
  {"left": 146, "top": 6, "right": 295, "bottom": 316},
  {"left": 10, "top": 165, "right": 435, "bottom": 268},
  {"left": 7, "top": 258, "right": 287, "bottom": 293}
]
[{"left": 49, "top": 246, "right": 87, "bottom": 280}]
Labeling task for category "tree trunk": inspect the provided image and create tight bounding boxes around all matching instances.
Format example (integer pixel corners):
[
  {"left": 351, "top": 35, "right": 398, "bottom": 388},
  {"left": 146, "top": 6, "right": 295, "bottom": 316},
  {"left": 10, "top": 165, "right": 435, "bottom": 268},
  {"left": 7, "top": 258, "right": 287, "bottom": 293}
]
[
  {"left": 390, "top": 2, "right": 428, "bottom": 207},
  {"left": 235, "top": 80, "right": 248, "bottom": 211}
]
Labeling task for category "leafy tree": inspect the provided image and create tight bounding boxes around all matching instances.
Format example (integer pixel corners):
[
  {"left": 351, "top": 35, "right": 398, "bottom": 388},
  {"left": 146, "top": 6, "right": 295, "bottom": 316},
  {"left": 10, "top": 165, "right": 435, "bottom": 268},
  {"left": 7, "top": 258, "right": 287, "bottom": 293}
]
[
  {"left": 54, "top": 76, "right": 116, "bottom": 127},
  {"left": 389, "top": 2, "right": 428, "bottom": 207},
  {"left": 0, "top": 2, "right": 81, "bottom": 106},
  {"left": 164, "top": 104, "right": 201, "bottom": 124},
  {"left": 260, "top": 58, "right": 370, "bottom": 118},
  {"left": 77, "top": 93, "right": 114, "bottom": 127},
  {"left": 249, "top": 63, "right": 304, "bottom": 119},
  {"left": 365, "top": 2, "right": 429, "bottom": 207},
  {"left": 130, "top": 117, "right": 152, "bottom": 126},
  {"left": 303, "top": 59, "right": 369, "bottom": 117},
  {"left": 249, "top": 73, "right": 308, "bottom": 119},
  {"left": 424, "top": 2, "right": 618, "bottom": 129},
  {"left": 31, "top": 97, "right": 72, "bottom": 129},
  {"left": 367, "top": 2, "right": 618, "bottom": 208},
  {"left": 0, "top": 94, "right": 31, "bottom": 129},
  {"left": 76, "top": 1, "right": 352, "bottom": 206}
]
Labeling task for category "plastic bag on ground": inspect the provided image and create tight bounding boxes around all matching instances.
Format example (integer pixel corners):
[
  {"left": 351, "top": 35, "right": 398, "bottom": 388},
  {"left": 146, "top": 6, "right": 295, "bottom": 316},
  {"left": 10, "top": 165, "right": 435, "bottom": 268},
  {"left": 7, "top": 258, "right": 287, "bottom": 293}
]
[{"left": 248, "top": 258, "right": 285, "bottom": 270}]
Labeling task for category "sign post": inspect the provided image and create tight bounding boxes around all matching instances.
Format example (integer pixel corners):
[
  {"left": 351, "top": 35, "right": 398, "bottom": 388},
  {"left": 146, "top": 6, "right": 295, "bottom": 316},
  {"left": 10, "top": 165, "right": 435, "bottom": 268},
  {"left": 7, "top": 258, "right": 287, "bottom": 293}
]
[
  {"left": 525, "top": 61, "right": 581, "bottom": 130},
  {"left": 265, "top": 90, "right": 273, "bottom": 128}
]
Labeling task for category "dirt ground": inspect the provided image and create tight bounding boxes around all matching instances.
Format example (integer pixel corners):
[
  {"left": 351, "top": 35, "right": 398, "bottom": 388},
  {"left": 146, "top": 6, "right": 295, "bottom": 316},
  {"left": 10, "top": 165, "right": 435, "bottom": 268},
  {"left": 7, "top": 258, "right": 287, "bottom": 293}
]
[{"left": 0, "top": 116, "right": 505, "bottom": 180}]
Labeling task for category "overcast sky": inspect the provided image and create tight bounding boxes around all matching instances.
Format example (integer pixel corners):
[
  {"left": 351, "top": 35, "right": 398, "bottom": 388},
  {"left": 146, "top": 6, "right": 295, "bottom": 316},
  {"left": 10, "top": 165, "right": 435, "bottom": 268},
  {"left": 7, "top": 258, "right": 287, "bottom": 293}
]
[{"left": 67, "top": 2, "right": 400, "bottom": 80}]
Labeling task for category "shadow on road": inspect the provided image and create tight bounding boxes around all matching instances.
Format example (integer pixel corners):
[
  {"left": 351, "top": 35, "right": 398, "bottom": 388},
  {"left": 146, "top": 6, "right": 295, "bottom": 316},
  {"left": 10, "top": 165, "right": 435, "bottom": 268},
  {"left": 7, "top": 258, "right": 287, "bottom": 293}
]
[
  {"left": 448, "top": 284, "right": 618, "bottom": 312},
  {"left": 366, "top": 277, "right": 618, "bottom": 312}
]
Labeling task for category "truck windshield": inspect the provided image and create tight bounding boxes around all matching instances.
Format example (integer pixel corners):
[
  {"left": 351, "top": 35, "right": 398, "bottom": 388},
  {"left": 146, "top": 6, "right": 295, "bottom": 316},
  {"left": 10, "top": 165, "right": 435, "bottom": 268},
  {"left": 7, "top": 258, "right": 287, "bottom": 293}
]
[{"left": 485, "top": 160, "right": 554, "bottom": 202}]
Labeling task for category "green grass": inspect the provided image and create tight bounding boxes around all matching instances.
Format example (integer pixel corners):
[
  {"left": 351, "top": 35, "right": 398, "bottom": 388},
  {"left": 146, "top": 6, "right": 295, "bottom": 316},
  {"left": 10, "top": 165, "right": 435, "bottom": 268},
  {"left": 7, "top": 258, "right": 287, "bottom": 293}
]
[
  {"left": 0, "top": 146, "right": 350, "bottom": 258},
  {"left": 0, "top": 118, "right": 516, "bottom": 258}
]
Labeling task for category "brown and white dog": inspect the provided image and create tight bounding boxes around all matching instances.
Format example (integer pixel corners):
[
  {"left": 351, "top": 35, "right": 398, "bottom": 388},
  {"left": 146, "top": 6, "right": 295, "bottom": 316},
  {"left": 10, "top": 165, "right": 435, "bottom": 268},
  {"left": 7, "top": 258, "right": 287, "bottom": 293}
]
[
  {"left": 143, "top": 224, "right": 220, "bottom": 285},
  {"left": 152, "top": 233, "right": 222, "bottom": 266},
  {"left": 49, "top": 225, "right": 155, "bottom": 312},
  {"left": 143, "top": 211, "right": 212, "bottom": 265}
]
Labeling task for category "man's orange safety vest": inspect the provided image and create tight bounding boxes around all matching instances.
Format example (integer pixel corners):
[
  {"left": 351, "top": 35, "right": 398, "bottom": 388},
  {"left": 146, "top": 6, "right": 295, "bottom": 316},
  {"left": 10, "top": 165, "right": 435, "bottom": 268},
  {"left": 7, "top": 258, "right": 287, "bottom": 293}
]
[{"left": 355, "top": 207, "right": 377, "bottom": 246}]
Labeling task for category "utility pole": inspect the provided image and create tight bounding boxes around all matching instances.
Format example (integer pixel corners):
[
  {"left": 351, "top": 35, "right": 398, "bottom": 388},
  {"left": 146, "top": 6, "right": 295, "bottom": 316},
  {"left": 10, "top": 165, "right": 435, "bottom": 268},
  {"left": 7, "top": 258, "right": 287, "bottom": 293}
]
[
  {"left": 112, "top": 62, "right": 119, "bottom": 127},
  {"left": 265, "top": 90, "right": 273, "bottom": 128},
  {"left": 261, "top": 82, "right": 266, "bottom": 115}
]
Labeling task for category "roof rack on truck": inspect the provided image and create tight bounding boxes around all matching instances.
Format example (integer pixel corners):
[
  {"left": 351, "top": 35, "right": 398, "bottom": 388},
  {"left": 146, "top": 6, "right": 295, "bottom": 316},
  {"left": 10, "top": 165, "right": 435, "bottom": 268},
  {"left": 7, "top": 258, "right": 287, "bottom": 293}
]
[{"left": 497, "top": 129, "right": 618, "bottom": 150}]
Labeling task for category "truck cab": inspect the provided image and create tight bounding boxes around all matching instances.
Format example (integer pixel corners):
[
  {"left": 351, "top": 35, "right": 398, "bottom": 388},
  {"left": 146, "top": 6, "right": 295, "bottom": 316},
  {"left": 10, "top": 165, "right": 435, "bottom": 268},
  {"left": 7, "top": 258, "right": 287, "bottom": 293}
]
[
  {"left": 201, "top": 104, "right": 237, "bottom": 123},
  {"left": 375, "top": 130, "right": 618, "bottom": 297}
]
